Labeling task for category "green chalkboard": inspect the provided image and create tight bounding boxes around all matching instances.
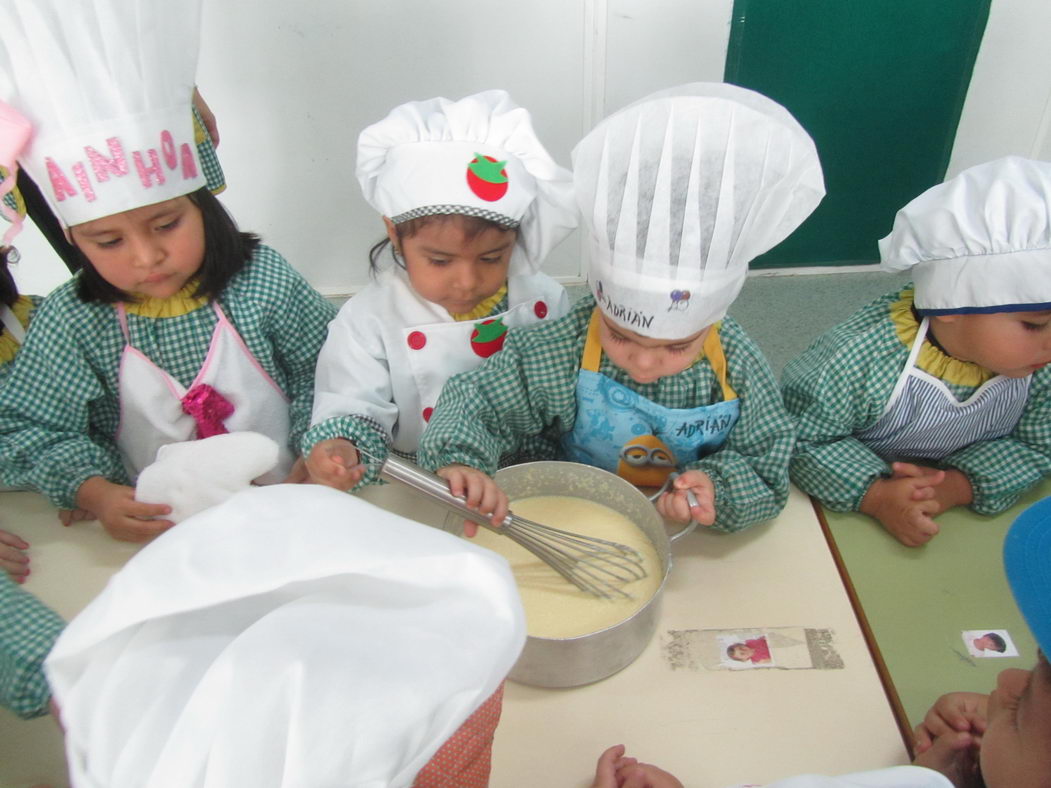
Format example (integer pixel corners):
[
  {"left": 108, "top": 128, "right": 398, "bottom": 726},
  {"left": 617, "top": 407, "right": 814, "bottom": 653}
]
[{"left": 725, "top": 0, "right": 990, "bottom": 268}]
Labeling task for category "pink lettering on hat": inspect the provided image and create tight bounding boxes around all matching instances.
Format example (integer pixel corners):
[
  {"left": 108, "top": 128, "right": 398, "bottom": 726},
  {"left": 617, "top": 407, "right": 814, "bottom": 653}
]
[
  {"left": 85, "top": 139, "right": 129, "bottom": 182},
  {"left": 161, "top": 130, "right": 177, "bottom": 171},
  {"left": 45, "top": 157, "right": 77, "bottom": 202},
  {"left": 133, "top": 148, "right": 165, "bottom": 188},
  {"left": 179, "top": 142, "right": 198, "bottom": 180},
  {"left": 72, "top": 162, "right": 97, "bottom": 203}
]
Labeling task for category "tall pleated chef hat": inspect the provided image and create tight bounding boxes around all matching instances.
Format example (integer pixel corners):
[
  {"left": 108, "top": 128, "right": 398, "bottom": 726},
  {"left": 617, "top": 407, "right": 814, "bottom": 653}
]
[
  {"left": 0, "top": 0, "right": 223, "bottom": 228},
  {"left": 573, "top": 82, "right": 825, "bottom": 338},
  {"left": 357, "top": 89, "right": 578, "bottom": 274},
  {"left": 879, "top": 156, "right": 1051, "bottom": 315},
  {"left": 45, "top": 484, "right": 526, "bottom": 788}
]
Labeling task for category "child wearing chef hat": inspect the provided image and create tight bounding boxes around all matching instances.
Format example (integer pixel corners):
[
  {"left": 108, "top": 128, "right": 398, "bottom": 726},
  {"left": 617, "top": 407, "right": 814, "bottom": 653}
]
[
  {"left": 45, "top": 484, "right": 526, "bottom": 788},
  {"left": 418, "top": 82, "right": 824, "bottom": 532},
  {"left": 303, "top": 90, "right": 576, "bottom": 498},
  {"left": 0, "top": 0, "right": 337, "bottom": 542},
  {"left": 783, "top": 156, "right": 1051, "bottom": 547}
]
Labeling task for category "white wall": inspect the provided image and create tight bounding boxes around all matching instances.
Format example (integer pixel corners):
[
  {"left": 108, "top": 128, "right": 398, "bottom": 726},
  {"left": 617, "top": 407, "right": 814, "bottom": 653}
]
[{"left": 10, "top": 0, "right": 1051, "bottom": 298}]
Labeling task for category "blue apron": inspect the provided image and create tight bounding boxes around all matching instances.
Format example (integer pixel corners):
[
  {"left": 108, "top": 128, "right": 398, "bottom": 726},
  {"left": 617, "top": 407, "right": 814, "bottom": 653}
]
[{"left": 561, "top": 309, "right": 741, "bottom": 488}]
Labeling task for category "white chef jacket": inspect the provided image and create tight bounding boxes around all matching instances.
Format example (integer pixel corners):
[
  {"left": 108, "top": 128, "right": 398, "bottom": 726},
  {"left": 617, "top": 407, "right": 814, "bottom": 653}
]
[{"left": 311, "top": 265, "right": 569, "bottom": 456}]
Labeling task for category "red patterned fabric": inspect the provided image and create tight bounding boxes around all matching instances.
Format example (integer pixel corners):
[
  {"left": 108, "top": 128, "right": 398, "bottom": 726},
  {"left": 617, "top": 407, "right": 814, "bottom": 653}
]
[{"left": 413, "top": 682, "right": 505, "bottom": 788}]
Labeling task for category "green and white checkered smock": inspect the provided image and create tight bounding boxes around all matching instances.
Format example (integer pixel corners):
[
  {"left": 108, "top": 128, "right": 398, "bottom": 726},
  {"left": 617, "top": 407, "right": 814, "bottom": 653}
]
[
  {"left": 0, "top": 572, "right": 64, "bottom": 719},
  {"left": 417, "top": 295, "right": 795, "bottom": 533},
  {"left": 782, "top": 287, "right": 1051, "bottom": 515},
  {"left": 0, "top": 245, "right": 336, "bottom": 508}
]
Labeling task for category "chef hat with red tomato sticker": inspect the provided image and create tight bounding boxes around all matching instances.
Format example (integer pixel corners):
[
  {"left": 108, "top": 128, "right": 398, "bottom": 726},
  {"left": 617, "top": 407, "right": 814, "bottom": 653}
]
[
  {"left": 0, "top": 0, "right": 223, "bottom": 229},
  {"left": 574, "top": 83, "right": 824, "bottom": 339},
  {"left": 357, "top": 90, "right": 578, "bottom": 274}
]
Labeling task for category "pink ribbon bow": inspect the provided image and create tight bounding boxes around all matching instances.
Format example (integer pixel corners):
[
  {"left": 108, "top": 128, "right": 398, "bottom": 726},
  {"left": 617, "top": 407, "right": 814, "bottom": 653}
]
[{"left": 181, "top": 384, "right": 234, "bottom": 439}]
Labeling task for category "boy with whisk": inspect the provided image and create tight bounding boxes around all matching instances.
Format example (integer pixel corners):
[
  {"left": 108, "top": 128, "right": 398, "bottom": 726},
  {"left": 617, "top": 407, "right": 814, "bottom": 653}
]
[{"left": 418, "top": 83, "right": 824, "bottom": 533}]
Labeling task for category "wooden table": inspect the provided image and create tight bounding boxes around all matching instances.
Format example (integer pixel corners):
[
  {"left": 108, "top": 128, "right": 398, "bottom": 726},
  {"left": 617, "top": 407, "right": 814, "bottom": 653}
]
[
  {"left": 1, "top": 484, "right": 907, "bottom": 788},
  {"left": 817, "top": 479, "right": 1047, "bottom": 738}
]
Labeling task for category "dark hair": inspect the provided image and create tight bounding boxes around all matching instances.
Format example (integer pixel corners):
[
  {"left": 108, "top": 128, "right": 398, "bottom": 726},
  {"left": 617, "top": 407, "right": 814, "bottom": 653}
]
[
  {"left": 74, "top": 187, "right": 260, "bottom": 304},
  {"left": 367, "top": 213, "right": 517, "bottom": 276},
  {"left": 726, "top": 643, "right": 747, "bottom": 659},
  {"left": 0, "top": 247, "right": 18, "bottom": 308},
  {"left": 983, "top": 632, "right": 1007, "bottom": 652}
]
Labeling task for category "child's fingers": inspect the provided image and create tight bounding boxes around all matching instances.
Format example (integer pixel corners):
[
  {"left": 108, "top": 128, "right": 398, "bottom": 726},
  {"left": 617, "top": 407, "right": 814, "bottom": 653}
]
[
  {"left": 912, "top": 727, "right": 934, "bottom": 754},
  {"left": 656, "top": 492, "right": 690, "bottom": 523},
  {"left": 687, "top": 488, "right": 716, "bottom": 525},
  {"left": 1, "top": 552, "right": 30, "bottom": 580},
  {"left": 891, "top": 461, "right": 925, "bottom": 478},
  {"left": 909, "top": 484, "right": 937, "bottom": 501},
  {"left": 592, "top": 745, "right": 626, "bottom": 788},
  {"left": 462, "top": 520, "right": 479, "bottom": 538},
  {"left": 437, "top": 467, "right": 466, "bottom": 500},
  {"left": 0, "top": 530, "right": 29, "bottom": 549},
  {"left": 107, "top": 517, "right": 175, "bottom": 543},
  {"left": 906, "top": 512, "right": 940, "bottom": 546}
]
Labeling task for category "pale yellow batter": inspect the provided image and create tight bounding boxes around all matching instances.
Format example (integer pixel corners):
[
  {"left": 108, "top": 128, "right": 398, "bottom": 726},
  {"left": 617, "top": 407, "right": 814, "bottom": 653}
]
[{"left": 473, "top": 495, "right": 662, "bottom": 639}]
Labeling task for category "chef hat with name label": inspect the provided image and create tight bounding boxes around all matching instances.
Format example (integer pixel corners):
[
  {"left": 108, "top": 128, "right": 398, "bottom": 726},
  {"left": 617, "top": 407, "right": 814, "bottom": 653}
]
[
  {"left": 879, "top": 156, "right": 1051, "bottom": 315},
  {"left": 357, "top": 89, "right": 578, "bottom": 275},
  {"left": 573, "top": 82, "right": 824, "bottom": 339},
  {"left": 0, "top": 0, "right": 218, "bottom": 228},
  {"left": 46, "top": 484, "right": 526, "bottom": 788}
]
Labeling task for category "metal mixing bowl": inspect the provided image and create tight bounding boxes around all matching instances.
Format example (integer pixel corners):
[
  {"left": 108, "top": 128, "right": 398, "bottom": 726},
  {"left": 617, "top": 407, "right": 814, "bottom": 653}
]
[{"left": 488, "top": 461, "right": 692, "bottom": 688}]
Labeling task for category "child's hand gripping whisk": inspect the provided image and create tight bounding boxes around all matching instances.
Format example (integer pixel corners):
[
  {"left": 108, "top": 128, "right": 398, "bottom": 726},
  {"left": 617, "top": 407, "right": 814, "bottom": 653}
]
[{"left": 358, "top": 450, "right": 648, "bottom": 599}]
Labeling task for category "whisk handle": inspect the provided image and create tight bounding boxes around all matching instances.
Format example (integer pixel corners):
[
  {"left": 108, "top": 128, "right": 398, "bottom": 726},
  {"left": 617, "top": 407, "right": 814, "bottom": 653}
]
[{"left": 377, "top": 454, "right": 512, "bottom": 530}]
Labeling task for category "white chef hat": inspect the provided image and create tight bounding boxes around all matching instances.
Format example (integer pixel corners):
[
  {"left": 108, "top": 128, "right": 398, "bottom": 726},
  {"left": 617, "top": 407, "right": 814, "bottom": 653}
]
[
  {"left": 46, "top": 484, "right": 526, "bottom": 788},
  {"left": 357, "top": 89, "right": 578, "bottom": 274},
  {"left": 0, "top": 0, "right": 207, "bottom": 227},
  {"left": 573, "top": 82, "right": 824, "bottom": 338},
  {"left": 879, "top": 156, "right": 1051, "bottom": 315}
]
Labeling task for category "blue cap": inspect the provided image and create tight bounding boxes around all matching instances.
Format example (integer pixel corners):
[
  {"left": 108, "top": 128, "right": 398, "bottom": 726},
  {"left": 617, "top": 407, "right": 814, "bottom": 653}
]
[{"left": 1004, "top": 496, "right": 1051, "bottom": 655}]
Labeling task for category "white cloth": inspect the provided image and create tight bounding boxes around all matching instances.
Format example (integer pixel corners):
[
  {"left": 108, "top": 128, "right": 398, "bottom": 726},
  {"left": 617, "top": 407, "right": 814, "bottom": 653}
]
[
  {"left": 0, "top": 303, "right": 25, "bottom": 344},
  {"left": 357, "top": 89, "right": 578, "bottom": 275},
  {"left": 312, "top": 265, "right": 569, "bottom": 454},
  {"left": 879, "top": 156, "right": 1051, "bottom": 314},
  {"left": 45, "top": 484, "right": 526, "bottom": 788},
  {"left": 0, "top": 0, "right": 205, "bottom": 226},
  {"left": 572, "top": 82, "right": 824, "bottom": 338},
  {"left": 725, "top": 766, "right": 953, "bottom": 787},
  {"left": 114, "top": 301, "right": 294, "bottom": 483},
  {"left": 134, "top": 432, "right": 280, "bottom": 523}
]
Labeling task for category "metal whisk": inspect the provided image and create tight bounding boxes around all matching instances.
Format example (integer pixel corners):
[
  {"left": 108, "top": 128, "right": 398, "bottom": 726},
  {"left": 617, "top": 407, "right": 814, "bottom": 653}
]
[{"left": 367, "top": 453, "right": 648, "bottom": 598}]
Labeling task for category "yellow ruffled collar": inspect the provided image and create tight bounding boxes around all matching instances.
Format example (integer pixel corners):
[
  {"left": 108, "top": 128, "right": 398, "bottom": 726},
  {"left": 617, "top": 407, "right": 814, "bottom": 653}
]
[
  {"left": 449, "top": 284, "right": 508, "bottom": 322},
  {"left": 124, "top": 283, "right": 209, "bottom": 318},
  {"left": 890, "top": 288, "right": 995, "bottom": 386},
  {"left": 0, "top": 295, "right": 34, "bottom": 365}
]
